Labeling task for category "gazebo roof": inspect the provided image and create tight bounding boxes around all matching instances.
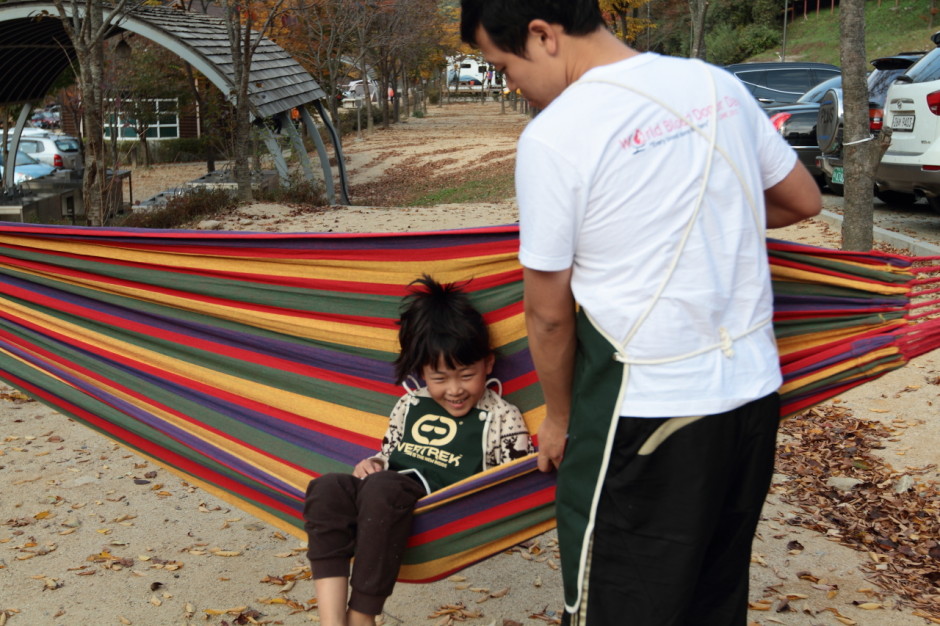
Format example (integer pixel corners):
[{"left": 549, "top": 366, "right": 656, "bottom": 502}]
[{"left": 0, "top": 2, "right": 325, "bottom": 119}]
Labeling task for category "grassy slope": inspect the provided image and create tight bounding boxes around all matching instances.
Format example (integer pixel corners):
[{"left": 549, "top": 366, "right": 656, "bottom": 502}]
[{"left": 749, "top": 0, "right": 940, "bottom": 64}]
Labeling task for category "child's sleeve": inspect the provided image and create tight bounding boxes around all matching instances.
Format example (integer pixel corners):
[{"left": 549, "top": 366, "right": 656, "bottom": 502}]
[
  {"left": 490, "top": 397, "right": 535, "bottom": 467},
  {"left": 369, "top": 393, "right": 410, "bottom": 469}
]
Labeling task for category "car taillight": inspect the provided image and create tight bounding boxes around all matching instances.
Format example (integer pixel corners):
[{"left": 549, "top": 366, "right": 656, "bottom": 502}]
[
  {"left": 53, "top": 154, "right": 63, "bottom": 168},
  {"left": 922, "top": 165, "right": 940, "bottom": 171},
  {"left": 928, "top": 91, "right": 940, "bottom": 115},
  {"left": 869, "top": 108, "right": 883, "bottom": 131},
  {"left": 769, "top": 112, "right": 791, "bottom": 132}
]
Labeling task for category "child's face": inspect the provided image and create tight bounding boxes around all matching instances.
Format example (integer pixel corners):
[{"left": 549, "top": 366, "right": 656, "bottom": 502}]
[{"left": 422, "top": 354, "right": 495, "bottom": 418}]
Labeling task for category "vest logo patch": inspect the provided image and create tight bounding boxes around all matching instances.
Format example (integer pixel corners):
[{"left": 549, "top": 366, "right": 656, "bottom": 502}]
[{"left": 411, "top": 414, "right": 457, "bottom": 446}]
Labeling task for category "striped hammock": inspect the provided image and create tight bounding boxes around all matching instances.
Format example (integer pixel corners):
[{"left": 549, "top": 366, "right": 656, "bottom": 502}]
[{"left": 0, "top": 222, "right": 938, "bottom": 583}]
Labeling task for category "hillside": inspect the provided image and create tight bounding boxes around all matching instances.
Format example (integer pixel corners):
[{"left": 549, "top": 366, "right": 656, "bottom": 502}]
[{"left": 751, "top": 0, "right": 940, "bottom": 64}]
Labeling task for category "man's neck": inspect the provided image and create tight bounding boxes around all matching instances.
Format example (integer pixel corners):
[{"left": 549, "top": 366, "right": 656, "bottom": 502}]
[{"left": 564, "top": 28, "right": 638, "bottom": 86}]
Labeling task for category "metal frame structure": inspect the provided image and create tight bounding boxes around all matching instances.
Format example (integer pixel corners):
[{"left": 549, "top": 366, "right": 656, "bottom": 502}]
[{"left": 0, "top": 2, "right": 349, "bottom": 203}]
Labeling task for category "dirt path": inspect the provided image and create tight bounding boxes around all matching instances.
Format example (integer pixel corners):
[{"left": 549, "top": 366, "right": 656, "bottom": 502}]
[{"left": 3, "top": 103, "right": 939, "bottom": 626}]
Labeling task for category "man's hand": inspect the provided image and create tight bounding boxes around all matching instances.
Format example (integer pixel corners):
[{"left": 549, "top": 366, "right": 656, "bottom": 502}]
[
  {"left": 537, "top": 416, "right": 569, "bottom": 472},
  {"left": 352, "top": 458, "right": 383, "bottom": 478}
]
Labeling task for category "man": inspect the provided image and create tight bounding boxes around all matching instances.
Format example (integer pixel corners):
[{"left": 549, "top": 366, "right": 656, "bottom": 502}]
[{"left": 460, "top": 2, "right": 822, "bottom": 625}]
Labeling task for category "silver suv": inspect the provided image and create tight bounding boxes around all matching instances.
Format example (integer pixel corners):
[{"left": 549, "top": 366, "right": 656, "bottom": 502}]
[
  {"left": 876, "top": 32, "right": 940, "bottom": 211},
  {"left": 9, "top": 130, "right": 83, "bottom": 173}
]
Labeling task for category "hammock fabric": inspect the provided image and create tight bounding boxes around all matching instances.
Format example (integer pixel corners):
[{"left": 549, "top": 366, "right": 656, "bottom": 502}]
[{"left": 0, "top": 222, "right": 938, "bottom": 583}]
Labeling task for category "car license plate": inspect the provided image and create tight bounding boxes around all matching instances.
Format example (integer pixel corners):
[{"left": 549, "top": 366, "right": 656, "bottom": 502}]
[
  {"left": 892, "top": 114, "right": 915, "bottom": 131},
  {"left": 832, "top": 167, "right": 844, "bottom": 185}
]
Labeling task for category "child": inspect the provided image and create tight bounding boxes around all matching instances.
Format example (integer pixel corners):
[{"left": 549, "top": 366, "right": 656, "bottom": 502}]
[{"left": 303, "top": 275, "right": 534, "bottom": 626}]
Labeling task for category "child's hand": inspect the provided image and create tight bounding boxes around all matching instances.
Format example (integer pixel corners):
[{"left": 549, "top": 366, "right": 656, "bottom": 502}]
[{"left": 352, "top": 458, "right": 384, "bottom": 478}]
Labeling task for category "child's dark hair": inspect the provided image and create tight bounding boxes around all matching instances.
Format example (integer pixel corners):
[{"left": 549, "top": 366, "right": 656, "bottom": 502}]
[{"left": 393, "top": 275, "right": 492, "bottom": 384}]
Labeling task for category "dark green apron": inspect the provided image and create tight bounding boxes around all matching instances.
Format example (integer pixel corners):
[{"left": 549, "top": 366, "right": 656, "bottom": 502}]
[
  {"left": 556, "top": 310, "right": 629, "bottom": 614},
  {"left": 387, "top": 395, "right": 486, "bottom": 493}
]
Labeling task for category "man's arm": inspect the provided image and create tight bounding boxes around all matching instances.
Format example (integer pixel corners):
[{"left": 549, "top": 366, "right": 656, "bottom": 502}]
[
  {"left": 765, "top": 160, "right": 823, "bottom": 228},
  {"left": 524, "top": 267, "right": 577, "bottom": 472}
]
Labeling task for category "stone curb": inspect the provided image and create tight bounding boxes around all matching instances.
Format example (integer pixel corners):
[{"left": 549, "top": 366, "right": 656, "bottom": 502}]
[{"left": 817, "top": 209, "right": 940, "bottom": 257}]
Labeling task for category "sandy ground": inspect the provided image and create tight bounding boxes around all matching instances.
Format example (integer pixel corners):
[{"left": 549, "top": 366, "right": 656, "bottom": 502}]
[{"left": 2, "top": 103, "right": 939, "bottom": 625}]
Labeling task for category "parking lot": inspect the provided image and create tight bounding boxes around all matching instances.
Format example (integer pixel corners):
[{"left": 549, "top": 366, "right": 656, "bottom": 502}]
[{"left": 822, "top": 191, "right": 940, "bottom": 248}]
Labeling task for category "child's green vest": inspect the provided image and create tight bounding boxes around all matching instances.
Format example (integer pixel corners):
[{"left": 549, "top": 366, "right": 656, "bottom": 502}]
[{"left": 387, "top": 396, "right": 486, "bottom": 493}]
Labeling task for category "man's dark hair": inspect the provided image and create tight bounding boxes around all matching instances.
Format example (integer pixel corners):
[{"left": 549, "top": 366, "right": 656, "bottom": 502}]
[
  {"left": 460, "top": 0, "right": 605, "bottom": 56},
  {"left": 393, "top": 274, "right": 491, "bottom": 384}
]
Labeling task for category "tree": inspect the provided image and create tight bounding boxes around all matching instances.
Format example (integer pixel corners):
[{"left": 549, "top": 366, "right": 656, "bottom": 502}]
[
  {"left": 105, "top": 39, "right": 190, "bottom": 168},
  {"left": 600, "top": 0, "right": 654, "bottom": 45},
  {"left": 222, "top": 0, "right": 288, "bottom": 202},
  {"left": 839, "top": 0, "right": 885, "bottom": 251},
  {"left": 282, "top": 0, "right": 364, "bottom": 125},
  {"left": 688, "top": 0, "right": 709, "bottom": 59},
  {"left": 52, "top": 0, "right": 136, "bottom": 225}
]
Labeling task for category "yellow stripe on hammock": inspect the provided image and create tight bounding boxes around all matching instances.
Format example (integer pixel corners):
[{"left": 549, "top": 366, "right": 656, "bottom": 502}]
[
  {"left": 771, "top": 266, "right": 909, "bottom": 295},
  {"left": 778, "top": 346, "right": 901, "bottom": 394}
]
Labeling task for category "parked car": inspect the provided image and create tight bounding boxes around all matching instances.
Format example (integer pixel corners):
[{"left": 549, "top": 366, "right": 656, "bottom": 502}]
[
  {"left": 812, "top": 53, "right": 926, "bottom": 195},
  {"left": 8, "top": 130, "right": 83, "bottom": 173},
  {"left": 874, "top": 33, "right": 940, "bottom": 211},
  {"left": 765, "top": 75, "right": 843, "bottom": 183},
  {"left": 725, "top": 61, "right": 840, "bottom": 105},
  {"left": 0, "top": 150, "right": 56, "bottom": 185},
  {"left": 28, "top": 108, "right": 60, "bottom": 129},
  {"left": 342, "top": 79, "right": 381, "bottom": 103}
]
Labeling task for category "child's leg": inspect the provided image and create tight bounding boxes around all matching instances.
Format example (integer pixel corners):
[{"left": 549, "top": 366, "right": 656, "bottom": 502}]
[
  {"left": 312, "top": 576, "right": 351, "bottom": 626},
  {"left": 304, "top": 473, "right": 361, "bottom": 625},
  {"left": 347, "top": 471, "right": 426, "bottom": 616}
]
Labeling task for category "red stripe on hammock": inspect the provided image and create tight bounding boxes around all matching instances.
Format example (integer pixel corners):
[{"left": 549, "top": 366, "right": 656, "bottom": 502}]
[
  {"left": 0, "top": 245, "right": 523, "bottom": 295},
  {"left": 407, "top": 487, "right": 555, "bottom": 548},
  {"left": 0, "top": 370, "right": 305, "bottom": 520},
  {"left": 0, "top": 315, "right": 381, "bottom": 453},
  {"left": 772, "top": 256, "right": 907, "bottom": 288}
]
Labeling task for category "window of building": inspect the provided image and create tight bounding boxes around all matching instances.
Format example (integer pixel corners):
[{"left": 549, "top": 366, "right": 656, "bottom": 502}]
[{"left": 104, "top": 98, "right": 179, "bottom": 140}]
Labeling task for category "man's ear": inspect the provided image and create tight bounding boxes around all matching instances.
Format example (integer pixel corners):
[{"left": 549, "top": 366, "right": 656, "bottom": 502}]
[{"left": 528, "top": 19, "right": 560, "bottom": 55}]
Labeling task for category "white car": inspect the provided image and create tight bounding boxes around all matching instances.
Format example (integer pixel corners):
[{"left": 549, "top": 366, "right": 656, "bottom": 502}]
[
  {"left": 877, "top": 33, "right": 940, "bottom": 212},
  {"left": 9, "top": 130, "right": 83, "bottom": 173}
]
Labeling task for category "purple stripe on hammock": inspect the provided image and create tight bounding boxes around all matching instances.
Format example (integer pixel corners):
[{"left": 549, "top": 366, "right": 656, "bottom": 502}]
[
  {"left": 0, "top": 304, "right": 375, "bottom": 467},
  {"left": 92, "top": 352, "right": 376, "bottom": 467},
  {"left": 775, "top": 294, "right": 906, "bottom": 306},
  {"left": 783, "top": 365, "right": 905, "bottom": 409},
  {"left": 767, "top": 238, "right": 912, "bottom": 268},
  {"left": 2, "top": 273, "right": 535, "bottom": 388},
  {"left": 0, "top": 223, "right": 520, "bottom": 251},
  {"left": 418, "top": 457, "right": 540, "bottom": 507},
  {"left": 412, "top": 461, "right": 555, "bottom": 533},
  {"left": 0, "top": 334, "right": 305, "bottom": 505},
  {"left": 781, "top": 335, "right": 898, "bottom": 382}
]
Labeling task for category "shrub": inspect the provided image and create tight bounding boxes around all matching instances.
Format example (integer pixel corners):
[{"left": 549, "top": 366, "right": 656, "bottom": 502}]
[
  {"left": 255, "top": 175, "right": 327, "bottom": 206},
  {"left": 118, "top": 188, "right": 237, "bottom": 229},
  {"left": 110, "top": 137, "right": 220, "bottom": 166},
  {"left": 707, "top": 23, "right": 781, "bottom": 66}
]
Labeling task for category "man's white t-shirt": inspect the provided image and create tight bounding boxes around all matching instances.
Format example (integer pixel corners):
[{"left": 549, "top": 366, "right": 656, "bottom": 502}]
[{"left": 517, "top": 53, "right": 797, "bottom": 418}]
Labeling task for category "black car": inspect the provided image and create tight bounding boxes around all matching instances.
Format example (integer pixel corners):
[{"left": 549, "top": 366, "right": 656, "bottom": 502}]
[
  {"left": 725, "top": 61, "right": 840, "bottom": 105},
  {"left": 765, "top": 75, "right": 843, "bottom": 182}
]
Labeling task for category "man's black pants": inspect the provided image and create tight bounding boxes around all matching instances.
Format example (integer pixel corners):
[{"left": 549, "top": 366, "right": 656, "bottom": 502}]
[{"left": 568, "top": 392, "right": 780, "bottom": 625}]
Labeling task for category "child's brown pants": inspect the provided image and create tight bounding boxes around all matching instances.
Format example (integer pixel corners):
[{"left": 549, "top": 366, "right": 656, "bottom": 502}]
[{"left": 303, "top": 471, "right": 426, "bottom": 616}]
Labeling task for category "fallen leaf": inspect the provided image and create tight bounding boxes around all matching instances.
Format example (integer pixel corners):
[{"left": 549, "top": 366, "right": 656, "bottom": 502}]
[{"left": 211, "top": 549, "right": 241, "bottom": 557}]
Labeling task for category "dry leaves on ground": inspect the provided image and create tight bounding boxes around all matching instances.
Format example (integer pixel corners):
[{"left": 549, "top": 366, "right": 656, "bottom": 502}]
[{"left": 774, "top": 403, "right": 940, "bottom": 618}]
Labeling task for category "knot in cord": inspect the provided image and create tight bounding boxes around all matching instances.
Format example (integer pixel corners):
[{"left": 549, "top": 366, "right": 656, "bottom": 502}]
[{"left": 719, "top": 327, "right": 734, "bottom": 359}]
